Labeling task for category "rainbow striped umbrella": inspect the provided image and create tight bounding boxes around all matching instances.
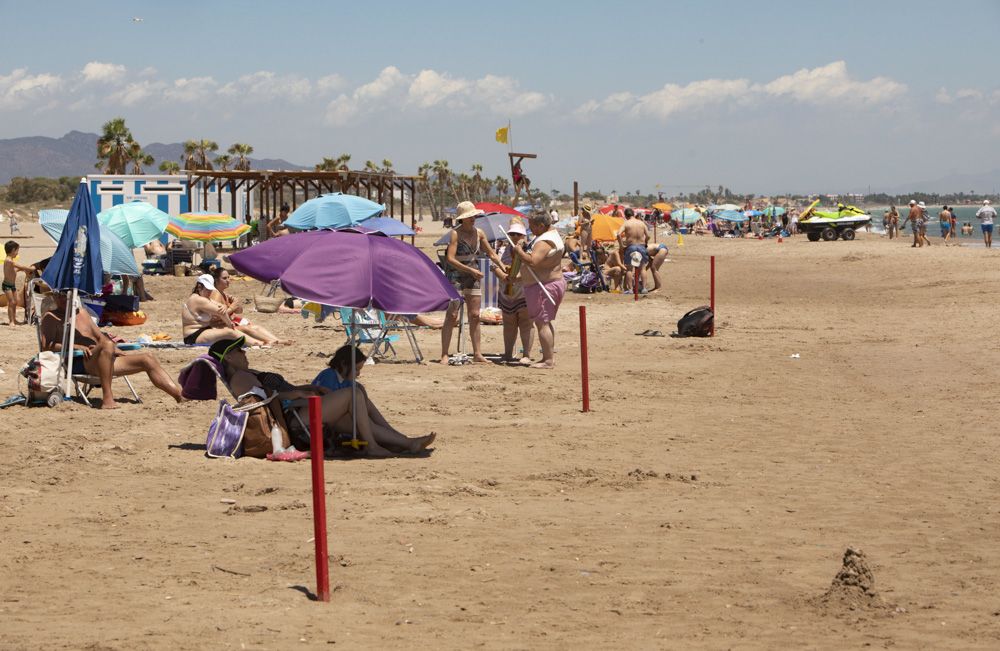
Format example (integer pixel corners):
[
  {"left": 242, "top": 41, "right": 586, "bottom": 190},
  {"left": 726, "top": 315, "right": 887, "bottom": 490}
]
[{"left": 167, "top": 211, "right": 251, "bottom": 241}]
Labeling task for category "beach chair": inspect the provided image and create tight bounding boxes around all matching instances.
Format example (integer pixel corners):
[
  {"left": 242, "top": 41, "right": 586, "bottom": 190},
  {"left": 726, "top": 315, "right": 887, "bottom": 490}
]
[
  {"left": 338, "top": 307, "right": 401, "bottom": 360},
  {"left": 568, "top": 245, "right": 608, "bottom": 292},
  {"left": 32, "top": 289, "right": 141, "bottom": 406}
]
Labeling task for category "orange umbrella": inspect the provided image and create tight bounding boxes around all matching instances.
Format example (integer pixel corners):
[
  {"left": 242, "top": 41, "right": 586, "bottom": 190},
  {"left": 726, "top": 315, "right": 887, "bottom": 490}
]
[
  {"left": 651, "top": 202, "right": 672, "bottom": 212},
  {"left": 591, "top": 213, "right": 625, "bottom": 242}
]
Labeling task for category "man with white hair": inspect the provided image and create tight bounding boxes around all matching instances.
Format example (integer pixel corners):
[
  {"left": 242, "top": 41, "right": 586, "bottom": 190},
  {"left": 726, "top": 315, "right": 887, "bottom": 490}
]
[
  {"left": 976, "top": 199, "right": 996, "bottom": 248},
  {"left": 904, "top": 200, "right": 924, "bottom": 248},
  {"left": 917, "top": 201, "right": 931, "bottom": 246}
]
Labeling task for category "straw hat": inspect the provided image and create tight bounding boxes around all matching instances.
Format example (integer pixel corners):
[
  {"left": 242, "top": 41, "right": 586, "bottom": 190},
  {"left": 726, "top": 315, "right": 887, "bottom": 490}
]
[
  {"left": 455, "top": 201, "right": 484, "bottom": 222},
  {"left": 581, "top": 203, "right": 593, "bottom": 214}
]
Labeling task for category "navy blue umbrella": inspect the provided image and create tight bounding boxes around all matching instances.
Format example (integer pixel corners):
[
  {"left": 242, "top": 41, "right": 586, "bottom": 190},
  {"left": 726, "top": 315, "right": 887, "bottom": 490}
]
[
  {"left": 40, "top": 180, "right": 103, "bottom": 398},
  {"left": 42, "top": 180, "right": 103, "bottom": 295}
]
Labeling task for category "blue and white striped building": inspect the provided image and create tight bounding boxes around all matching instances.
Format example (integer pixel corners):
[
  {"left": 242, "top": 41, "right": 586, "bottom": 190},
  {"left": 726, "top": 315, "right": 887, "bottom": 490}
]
[{"left": 86, "top": 175, "right": 251, "bottom": 219}]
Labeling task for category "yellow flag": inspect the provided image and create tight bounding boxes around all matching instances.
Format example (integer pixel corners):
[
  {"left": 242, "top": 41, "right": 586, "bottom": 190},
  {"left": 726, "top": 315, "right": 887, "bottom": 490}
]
[{"left": 495, "top": 126, "right": 508, "bottom": 144}]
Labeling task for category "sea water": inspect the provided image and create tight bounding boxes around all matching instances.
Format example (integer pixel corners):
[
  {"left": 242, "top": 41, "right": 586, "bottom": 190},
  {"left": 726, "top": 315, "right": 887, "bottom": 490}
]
[{"left": 865, "top": 205, "right": 987, "bottom": 239}]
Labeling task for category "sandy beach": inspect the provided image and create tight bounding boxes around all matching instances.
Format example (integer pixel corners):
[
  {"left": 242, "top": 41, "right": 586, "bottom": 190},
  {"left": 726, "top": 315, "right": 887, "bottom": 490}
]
[{"left": 2, "top": 222, "right": 1000, "bottom": 649}]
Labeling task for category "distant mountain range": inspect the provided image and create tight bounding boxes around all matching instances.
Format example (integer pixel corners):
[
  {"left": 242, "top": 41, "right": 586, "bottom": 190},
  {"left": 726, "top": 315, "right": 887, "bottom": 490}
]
[{"left": 0, "top": 131, "right": 307, "bottom": 184}]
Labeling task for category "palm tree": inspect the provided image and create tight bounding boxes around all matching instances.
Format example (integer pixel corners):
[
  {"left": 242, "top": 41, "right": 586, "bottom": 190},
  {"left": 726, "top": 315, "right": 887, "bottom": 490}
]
[
  {"left": 417, "top": 162, "right": 438, "bottom": 221},
  {"left": 227, "top": 143, "right": 254, "bottom": 171},
  {"left": 195, "top": 139, "right": 218, "bottom": 170},
  {"left": 127, "top": 142, "right": 154, "bottom": 175},
  {"left": 380, "top": 159, "right": 394, "bottom": 174},
  {"left": 457, "top": 173, "right": 472, "bottom": 202},
  {"left": 182, "top": 140, "right": 199, "bottom": 171},
  {"left": 315, "top": 153, "right": 352, "bottom": 172},
  {"left": 159, "top": 161, "right": 181, "bottom": 175},
  {"left": 364, "top": 160, "right": 379, "bottom": 173},
  {"left": 495, "top": 176, "right": 510, "bottom": 203},
  {"left": 432, "top": 160, "right": 459, "bottom": 204},
  {"left": 95, "top": 117, "right": 134, "bottom": 174},
  {"left": 214, "top": 154, "right": 232, "bottom": 172},
  {"left": 470, "top": 163, "right": 485, "bottom": 202}
]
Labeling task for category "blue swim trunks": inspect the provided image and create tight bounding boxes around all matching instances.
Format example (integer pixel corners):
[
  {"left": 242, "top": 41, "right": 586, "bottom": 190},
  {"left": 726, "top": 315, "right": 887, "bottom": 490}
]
[
  {"left": 982, "top": 224, "right": 994, "bottom": 234},
  {"left": 624, "top": 244, "right": 649, "bottom": 267}
]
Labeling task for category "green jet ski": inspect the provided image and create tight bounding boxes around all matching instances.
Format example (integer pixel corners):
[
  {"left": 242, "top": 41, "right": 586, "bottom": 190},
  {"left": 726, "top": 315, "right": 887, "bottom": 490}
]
[{"left": 799, "top": 201, "right": 872, "bottom": 241}]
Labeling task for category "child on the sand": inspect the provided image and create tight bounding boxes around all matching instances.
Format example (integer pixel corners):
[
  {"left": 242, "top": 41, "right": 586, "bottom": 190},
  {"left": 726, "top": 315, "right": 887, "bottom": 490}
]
[{"left": 3, "top": 241, "right": 35, "bottom": 326}]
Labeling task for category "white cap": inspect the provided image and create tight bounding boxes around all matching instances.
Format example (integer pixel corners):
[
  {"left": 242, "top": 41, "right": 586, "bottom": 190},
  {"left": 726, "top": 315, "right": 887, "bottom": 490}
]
[
  {"left": 984, "top": 199, "right": 991, "bottom": 205},
  {"left": 506, "top": 222, "right": 527, "bottom": 236},
  {"left": 196, "top": 273, "right": 216, "bottom": 292},
  {"left": 918, "top": 201, "right": 926, "bottom": 208},
  {"left": 909, "top": 200, "right": 916, "bottom": 205}
]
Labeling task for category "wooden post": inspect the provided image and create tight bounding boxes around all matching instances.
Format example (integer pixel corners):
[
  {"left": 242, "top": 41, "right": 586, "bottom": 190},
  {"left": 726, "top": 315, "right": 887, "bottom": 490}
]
[{"left": 573, "top": 180, "right": 578, "bottom": 216}]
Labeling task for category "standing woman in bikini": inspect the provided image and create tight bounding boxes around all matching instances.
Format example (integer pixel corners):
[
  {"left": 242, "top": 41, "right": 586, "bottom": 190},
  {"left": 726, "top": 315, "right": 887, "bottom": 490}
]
[
  {"left": 439, "top": 201, "right": 504, "bottom": 364},
  {"left": 182, "top": 274, "right": 265, "bottom": 346},
  {"left": 208, "top": 267, "right": 290, "bottom": 345}
]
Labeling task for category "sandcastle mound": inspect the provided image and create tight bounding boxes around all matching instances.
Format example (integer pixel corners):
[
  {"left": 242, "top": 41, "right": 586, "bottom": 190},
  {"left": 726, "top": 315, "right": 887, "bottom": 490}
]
[{"left": 810, "top": 547, "right": 890, "bottom": 612}]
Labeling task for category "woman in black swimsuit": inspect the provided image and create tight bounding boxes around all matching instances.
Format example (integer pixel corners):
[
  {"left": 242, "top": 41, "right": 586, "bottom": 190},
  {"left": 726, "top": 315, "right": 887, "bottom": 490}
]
[{"left": 181, "top": 274, "right": 264, "bottom": 346}]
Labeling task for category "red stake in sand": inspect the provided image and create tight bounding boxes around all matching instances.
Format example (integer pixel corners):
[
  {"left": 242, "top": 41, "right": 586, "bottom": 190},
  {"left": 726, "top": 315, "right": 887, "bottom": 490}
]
[
  {"left": 579, "top": 305, "right": 590, "bottom": 412},
  {"left": 633, "top": 267, "right": 640, "bottom": 302},
  {"left": 309, "top": 396, "right": 330, "bottom": 602},
  {"left": 710, "top": 255, "right": 716, "bottom": 337}
]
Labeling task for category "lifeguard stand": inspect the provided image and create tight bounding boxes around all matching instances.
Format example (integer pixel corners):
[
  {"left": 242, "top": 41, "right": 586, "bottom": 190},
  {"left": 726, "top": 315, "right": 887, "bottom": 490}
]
[{"left": 508, "top": 152, "right": 536, "bottom": 206}]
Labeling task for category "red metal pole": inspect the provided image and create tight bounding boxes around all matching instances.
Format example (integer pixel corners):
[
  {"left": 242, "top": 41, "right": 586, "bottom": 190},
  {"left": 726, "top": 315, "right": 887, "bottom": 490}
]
[
  {"left": 309, "top": 396, "right": 330, "bottom": 602},
  {"left": 710, "top": 255, "right": 716, "bottom": 337},
  {"left": 579, "top": 305, "right": 590, "bottom": 413},
  {"left": 633, "top": 267, "right": 640, "bottom": 301}
]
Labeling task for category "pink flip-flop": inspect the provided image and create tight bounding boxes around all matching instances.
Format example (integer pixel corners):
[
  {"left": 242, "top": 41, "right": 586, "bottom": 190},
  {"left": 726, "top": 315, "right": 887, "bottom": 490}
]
[{"left": 266, "top": 450, "right": 311, "bottom": 462}]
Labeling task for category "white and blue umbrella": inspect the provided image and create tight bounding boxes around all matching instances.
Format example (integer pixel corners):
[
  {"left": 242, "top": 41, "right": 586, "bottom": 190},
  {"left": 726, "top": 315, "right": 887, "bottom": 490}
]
[{"left": 39, "top": 210, "right": 140, "bottom": 277}]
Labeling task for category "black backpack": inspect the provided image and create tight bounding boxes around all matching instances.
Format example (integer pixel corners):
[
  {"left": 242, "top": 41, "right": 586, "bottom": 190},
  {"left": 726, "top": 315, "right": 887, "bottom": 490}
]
[{"left": 677, "top": 306, "right": 714, "bottom": 337}]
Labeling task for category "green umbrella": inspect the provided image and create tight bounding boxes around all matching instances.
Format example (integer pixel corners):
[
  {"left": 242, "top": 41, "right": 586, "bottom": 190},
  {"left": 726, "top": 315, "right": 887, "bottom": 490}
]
[{"left": 97, "top": 200, "right": 169, "bottom": 248}]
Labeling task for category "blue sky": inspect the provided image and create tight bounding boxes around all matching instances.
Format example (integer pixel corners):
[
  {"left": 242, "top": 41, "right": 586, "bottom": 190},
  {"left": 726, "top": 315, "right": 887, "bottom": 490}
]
[{"left": 1, "top": 0, "right": 998, "bottom": 194}]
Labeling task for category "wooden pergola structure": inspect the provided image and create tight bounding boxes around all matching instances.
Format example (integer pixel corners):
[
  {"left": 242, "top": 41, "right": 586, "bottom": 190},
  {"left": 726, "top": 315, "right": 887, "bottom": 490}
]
[{"left": 186, "top": 169, "right": 420, "bottom": 243}]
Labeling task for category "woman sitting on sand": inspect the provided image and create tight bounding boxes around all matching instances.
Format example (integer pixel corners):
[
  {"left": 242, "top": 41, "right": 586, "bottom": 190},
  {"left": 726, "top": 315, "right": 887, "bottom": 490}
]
[
  {"left": 182, "top": 274, "right": 265, "bottom": 347},
  {"left": 214, "top": 337, "right": 431, "bottom": 458},
  {"left": 312, "top": 344, "right": 435, "bottom": 454},
  {"left": 207, "top": 268, "right": 290, "bottom": 345}
]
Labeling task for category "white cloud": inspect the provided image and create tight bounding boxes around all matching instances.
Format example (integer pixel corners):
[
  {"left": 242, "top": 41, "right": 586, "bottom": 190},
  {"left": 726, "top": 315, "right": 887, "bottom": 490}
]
[
  {"left": 164, "top": 77, "right": 218, "bottom": 102},
  {"left": 761, "top": 61, "right": 905, "bottom": 104},
  {"left": 107, "top": 80, "right": 166, "bottom": 107},
  {"left": 579, "top": 61, "right": 905, "bottom": 122},
  {"left": 0, "top": 68, "right": 62, "bottom": 108},
  {"left": 218, "top": 71, "right": 312, "bottom": 102},
  {"left": 325, "top": 66, "right": 550, "bottom": 125},
  {"left": 81, "top": 62, "right": 126, "bottom": 83},
  {"left": 408, "top": 69, "right": 469, "bottom": 108},
  {"left": 316, "top": 74, "right": 346, "bottom": 94}
]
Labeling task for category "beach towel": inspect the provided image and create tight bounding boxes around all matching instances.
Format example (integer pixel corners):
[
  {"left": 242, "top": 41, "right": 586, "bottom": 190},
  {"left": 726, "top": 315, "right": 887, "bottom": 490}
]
[
  {"left": 178, "top": 355, "right": 225, "bottom": 401},
  {"left": 478, "top": 258, "right": 499, "bottom": 310}
]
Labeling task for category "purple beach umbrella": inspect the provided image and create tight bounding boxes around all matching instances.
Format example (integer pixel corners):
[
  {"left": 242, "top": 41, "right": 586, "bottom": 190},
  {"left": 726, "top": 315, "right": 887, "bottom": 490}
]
[{"left": 228, "top": 230, "right": 460, "bottom": 313}]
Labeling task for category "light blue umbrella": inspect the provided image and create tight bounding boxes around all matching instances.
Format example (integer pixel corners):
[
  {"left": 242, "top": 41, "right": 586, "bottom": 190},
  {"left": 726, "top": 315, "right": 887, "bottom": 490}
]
[
  {"left": 97, "top": 200, "right": 170, "bottom": 248},
  {"left": 284, "top": 193, "right": 384, "bottom": 230},
  {"left": 39, "top": 210, "right": 140, "bottom": 277},
  {"left": 670, "top": 208, "right": 701, "bottom": 224},
  {"left": 715, "top": 210, "right": 749, "bottom": 223},
  {"left": 347, "top": 216, "right": 415, "bottom": 237}
]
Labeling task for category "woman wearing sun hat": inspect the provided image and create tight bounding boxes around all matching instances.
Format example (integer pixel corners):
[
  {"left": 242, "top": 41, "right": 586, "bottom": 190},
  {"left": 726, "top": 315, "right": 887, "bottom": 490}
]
[{"left": 439, "top": 201, "right": 504, "bottom": 364}]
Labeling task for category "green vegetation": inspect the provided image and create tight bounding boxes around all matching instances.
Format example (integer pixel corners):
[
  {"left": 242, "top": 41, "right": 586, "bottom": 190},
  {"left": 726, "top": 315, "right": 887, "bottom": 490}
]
[{"left": 1, "top": 176, "right": 80, "bottom": 203}]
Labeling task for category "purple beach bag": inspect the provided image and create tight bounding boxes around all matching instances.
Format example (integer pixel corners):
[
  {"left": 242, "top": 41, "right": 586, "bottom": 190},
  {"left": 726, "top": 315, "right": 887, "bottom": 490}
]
[{"left": 206, "top": 400, "right": 248, "bottom": 459}]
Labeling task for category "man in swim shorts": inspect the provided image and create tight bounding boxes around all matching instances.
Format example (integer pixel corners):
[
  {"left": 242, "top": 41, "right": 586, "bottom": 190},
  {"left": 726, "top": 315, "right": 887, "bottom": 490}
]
[
  {"left": 977, "top": 199, "right": 996, "bottom": 248},
  {"left": 616, "top": 209, "right": 650, "bottom": 288}
]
